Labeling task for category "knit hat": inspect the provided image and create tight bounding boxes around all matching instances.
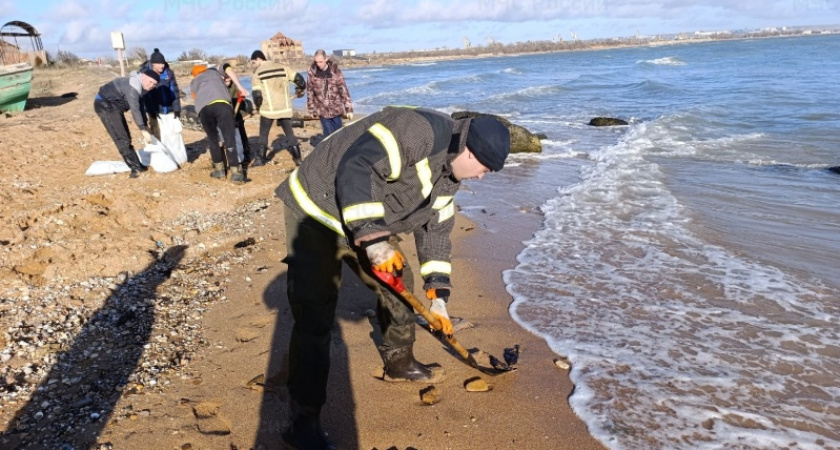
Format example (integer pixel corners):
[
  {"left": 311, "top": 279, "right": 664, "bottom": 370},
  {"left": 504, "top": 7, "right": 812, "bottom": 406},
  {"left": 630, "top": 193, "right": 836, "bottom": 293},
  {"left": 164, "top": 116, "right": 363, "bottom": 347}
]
[
  {"left": 142, "top": 69, "right": 160, "bottom": 83},
  {"left": 150, "top": 48, "right": 166, "bottom": 64},
  {"left": 191, "top": 65, "right": 207, "bottom": 77},
  {"left": 250, "top": 50, "right": 266, "bottom": 61},
  {"left": 465, "top": 116, "right": 510, "bottom": 171}
]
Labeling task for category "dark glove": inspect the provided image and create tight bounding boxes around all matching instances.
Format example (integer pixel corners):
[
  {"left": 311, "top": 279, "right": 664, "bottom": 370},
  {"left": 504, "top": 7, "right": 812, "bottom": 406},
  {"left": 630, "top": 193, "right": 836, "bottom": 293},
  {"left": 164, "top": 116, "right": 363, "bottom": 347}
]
[
  {"left": 252, "top": 90, "right": 263, "bottom": 110},
  {"left": 293, "top": 72, "right": 306, "bottom": 90}
]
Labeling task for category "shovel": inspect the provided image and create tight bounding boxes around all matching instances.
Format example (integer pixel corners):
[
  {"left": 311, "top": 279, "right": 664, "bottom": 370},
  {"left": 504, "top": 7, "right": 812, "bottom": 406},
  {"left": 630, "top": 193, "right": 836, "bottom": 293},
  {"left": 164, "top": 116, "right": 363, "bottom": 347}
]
[
  {"left": 233, "top": 92, "right": 245, "bottom": 116},
  {"left": 374, "top": 270, "right": 516, "bottom": 376}
]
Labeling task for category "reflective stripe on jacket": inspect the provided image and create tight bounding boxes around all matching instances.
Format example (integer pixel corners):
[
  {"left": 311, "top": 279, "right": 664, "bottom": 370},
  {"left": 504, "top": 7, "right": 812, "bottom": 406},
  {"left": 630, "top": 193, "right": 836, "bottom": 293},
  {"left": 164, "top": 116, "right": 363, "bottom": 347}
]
[
  {"left": 252, "top": 61, "right": 294, "bottom": 119},
  {"left": 277, "top": 107, "right": 470, "bottom": 287}
]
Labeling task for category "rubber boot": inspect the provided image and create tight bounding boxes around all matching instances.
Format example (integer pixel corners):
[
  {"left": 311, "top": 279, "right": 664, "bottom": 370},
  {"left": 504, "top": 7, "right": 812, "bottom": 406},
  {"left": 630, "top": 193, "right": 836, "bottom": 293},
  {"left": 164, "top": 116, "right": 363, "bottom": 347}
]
[
  {"left": 129, "top": 166, "right": 148, "bottom": 178},
  {"left": 379, "top": 345, "right": 445, "bottom": 383},
  {"left": 121, "top": 147, "right": 147, "bottom": 178},
  {"left": 250, "top": 147, "right": 267, "bottom": 167},
  {"left": 210, "top": 162, "right": 226, "bottom": 179},
  {"left": 282, "top": 403, "right": 335, "bottom": 450},
  {"left": 242, "top": 144, "right": 252, "bottom": 166},
  {"left": 229, "top": 165, "right": 246, "bottom": 183},
  {"left": 289, "top": 144, "right": 302, "bottom": 166}
]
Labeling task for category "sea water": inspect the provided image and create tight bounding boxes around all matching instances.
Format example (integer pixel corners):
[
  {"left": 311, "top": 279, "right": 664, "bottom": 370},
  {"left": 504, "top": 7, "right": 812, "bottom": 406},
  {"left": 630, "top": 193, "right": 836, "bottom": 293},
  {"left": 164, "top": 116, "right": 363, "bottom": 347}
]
[{"left": 346, "top": 34, "right": 840, "bottom": 449}]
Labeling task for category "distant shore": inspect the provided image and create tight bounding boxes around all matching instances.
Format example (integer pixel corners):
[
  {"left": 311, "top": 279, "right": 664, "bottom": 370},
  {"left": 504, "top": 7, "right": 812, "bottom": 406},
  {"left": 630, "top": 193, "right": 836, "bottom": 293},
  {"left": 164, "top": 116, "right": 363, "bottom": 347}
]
[{"left": 338, "top": 29, "right": 840, "bottom": 70}]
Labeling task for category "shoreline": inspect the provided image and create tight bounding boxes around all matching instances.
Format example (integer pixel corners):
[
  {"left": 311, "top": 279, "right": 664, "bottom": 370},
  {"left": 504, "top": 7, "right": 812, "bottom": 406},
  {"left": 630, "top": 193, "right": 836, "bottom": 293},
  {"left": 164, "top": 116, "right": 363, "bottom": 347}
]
[
  {"left": 338, "top": 31, "right": 839, "bottom": 71},
  {"left": 0, "top": 67, "right": 604, "bottom": 448}
]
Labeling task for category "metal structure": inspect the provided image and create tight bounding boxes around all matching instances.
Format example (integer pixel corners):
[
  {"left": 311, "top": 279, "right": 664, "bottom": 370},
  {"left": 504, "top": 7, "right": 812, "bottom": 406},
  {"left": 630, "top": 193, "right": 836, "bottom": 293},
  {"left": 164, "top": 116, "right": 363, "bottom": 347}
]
[{"left": 1, "top": 21, "right": 46, "bottom": 66}]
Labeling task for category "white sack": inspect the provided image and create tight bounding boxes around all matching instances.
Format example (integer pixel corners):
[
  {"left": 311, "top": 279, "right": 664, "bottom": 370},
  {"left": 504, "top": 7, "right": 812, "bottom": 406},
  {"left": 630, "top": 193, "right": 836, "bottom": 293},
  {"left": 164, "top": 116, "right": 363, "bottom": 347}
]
[
  {"left": 85, "top": 161, "right": 131, "bottom": 176},
  {"left": 159, "top": 113, "right": 188, "bottom": 165}
]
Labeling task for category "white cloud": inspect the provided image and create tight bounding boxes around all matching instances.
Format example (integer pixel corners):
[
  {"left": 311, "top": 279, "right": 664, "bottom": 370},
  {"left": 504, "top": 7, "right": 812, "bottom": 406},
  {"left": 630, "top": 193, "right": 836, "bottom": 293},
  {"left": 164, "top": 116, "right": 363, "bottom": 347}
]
[
  {"left": 0, "top": 1, "right": 17, "bottom": 19},
  {"left": 45, "top": 0, "right": 91, "bottom": 21},
  {"left": 29, "top": 0, "right": 840, "bottom": 59}
]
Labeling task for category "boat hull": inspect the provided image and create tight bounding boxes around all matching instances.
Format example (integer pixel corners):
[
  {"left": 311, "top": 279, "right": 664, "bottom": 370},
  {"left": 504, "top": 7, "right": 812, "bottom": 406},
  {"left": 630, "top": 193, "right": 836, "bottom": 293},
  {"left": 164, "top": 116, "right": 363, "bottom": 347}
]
[{"left": 0, "top": 63, "right": 33, "bottom": 113}]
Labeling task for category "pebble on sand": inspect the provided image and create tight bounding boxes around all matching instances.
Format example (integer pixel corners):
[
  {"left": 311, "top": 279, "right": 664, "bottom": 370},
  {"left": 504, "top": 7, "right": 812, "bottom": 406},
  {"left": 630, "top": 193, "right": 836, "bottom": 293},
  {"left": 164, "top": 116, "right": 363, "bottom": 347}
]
[
  {"left": 420, "top": 385, "right": 440, "bottom": 405},
  {"left": 464, "top": 376, "right": 491, "bottom": 392},
  {"left": 553, "top": 358, "right": 571, "bottom": 370}
]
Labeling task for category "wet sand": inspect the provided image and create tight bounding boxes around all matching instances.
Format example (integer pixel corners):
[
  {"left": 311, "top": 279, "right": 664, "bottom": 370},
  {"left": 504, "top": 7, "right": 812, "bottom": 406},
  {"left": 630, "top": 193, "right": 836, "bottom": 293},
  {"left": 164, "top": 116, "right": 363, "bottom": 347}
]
[{"left": 0, "top": 66, "right": 605, "bottom": 449}]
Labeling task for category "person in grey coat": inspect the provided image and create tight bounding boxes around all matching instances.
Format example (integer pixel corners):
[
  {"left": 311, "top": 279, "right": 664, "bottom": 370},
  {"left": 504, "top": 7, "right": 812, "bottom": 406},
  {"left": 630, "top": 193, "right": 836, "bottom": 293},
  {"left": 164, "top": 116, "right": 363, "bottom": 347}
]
[{"left": 93, "top": 69, "right": 159, "bottom": 177}]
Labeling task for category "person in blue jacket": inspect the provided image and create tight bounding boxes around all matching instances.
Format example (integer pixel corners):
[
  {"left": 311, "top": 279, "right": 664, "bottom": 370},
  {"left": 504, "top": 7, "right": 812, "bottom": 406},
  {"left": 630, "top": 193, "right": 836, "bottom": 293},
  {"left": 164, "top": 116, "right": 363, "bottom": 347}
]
[{"left": 140, "top": 48, "right": 181, "bottom": 140}]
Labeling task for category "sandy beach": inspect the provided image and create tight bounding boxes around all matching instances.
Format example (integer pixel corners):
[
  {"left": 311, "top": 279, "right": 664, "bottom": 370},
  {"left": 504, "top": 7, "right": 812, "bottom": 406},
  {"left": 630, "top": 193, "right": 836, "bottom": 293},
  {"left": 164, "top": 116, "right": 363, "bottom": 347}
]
[{"left": 0, "top": 66, "right": 605, "bottom": 449}]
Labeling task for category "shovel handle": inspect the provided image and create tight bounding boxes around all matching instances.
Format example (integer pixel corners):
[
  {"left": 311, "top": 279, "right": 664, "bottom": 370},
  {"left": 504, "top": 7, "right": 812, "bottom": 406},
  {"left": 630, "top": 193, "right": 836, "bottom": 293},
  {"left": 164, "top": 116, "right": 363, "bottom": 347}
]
[
  {"left": 399, "top": 287, "right": 473, "bottom": 362},
  {"left": 373, "top": 269, "right": 472, "bottom": 361},
  {"left": 233, "top": 93, "right": 244, "bottom": 115}
]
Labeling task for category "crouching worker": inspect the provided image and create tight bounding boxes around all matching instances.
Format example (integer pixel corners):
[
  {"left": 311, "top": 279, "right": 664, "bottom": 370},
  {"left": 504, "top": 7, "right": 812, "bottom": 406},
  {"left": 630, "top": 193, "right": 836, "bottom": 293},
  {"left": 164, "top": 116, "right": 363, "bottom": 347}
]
[
  {"left": 275, "top": 106, "right": 511, "bottom": 449},
  {"left": 93, "top": 69, "right": 159, "bottom": 178},
  {"left": 190, "top": 64, "right": 249, "bottom": 183}
]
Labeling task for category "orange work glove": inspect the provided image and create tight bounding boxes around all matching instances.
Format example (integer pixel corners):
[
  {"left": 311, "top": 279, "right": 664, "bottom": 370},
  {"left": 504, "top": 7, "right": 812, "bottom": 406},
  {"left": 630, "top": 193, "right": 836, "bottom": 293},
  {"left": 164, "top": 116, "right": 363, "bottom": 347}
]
[
  {"left": 365, "top": 239, "right": 405, "bottom": 274},
  {"left": 426, "top": 288, "right": 453, "bottom": 336}
]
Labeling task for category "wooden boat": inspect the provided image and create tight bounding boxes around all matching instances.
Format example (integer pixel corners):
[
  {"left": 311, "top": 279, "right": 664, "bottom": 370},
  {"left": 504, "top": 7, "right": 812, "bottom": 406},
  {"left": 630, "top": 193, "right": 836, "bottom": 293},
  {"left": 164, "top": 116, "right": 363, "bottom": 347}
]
[
  {"left": 0, "top": 62, "right": 33, "bottom": 112},
  {"left": 1, "top": 20, "right": 45, "bottom": 113}
]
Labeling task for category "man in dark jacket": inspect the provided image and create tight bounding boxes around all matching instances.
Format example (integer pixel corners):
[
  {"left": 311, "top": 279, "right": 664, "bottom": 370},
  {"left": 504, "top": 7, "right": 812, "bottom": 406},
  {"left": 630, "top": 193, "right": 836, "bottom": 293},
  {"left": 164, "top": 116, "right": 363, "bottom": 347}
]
[
  {"left": 141, "top": 48, "right": 181, "bottom": 139},
  {"left": 275, "top": 106, "right": 510, "bottom": 449},
  {"left": 93, "top": 69, "right": 159, "bottom": 178}
]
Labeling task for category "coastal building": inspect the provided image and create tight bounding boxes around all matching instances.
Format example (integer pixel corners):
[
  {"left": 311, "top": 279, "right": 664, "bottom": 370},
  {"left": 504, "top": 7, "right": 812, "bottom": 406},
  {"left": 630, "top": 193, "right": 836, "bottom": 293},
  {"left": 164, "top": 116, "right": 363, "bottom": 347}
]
[
  {"left": 333, "top": 49, "right": 356, "bottom": 57},
  {"left": 260, "top": 32, "right": 304, "bottom": 61}
]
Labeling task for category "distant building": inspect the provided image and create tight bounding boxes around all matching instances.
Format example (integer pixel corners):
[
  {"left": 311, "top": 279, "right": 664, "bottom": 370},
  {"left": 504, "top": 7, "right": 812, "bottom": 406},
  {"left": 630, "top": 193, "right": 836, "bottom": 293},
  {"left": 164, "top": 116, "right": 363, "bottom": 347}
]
[
  {"left": 694, "top": 30, "right": 731, "bottom": 38},
  {"left": 333, "top": 49, "right": 356, "bottom": 57},
  {"left": 261, "top": 32, "right": 304, "bottom": 61}
]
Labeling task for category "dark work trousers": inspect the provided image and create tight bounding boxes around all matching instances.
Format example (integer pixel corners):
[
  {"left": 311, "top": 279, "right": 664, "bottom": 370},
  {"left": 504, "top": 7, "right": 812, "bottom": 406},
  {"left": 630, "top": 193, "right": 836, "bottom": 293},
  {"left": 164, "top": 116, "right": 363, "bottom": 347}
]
[
  {"left": 319, "top": 116, "right": 343, "bottom": 137},
  {"left": 93, "top": 100, "right": 145, "bottom": 172},
  {"left": 258, "top": 116, "right": 298, "bottom": 155},
  {"left": 283, "top": 204, "right": 416, "bottom": 409},
  {"left": 198, "top": 102, "right": 239, "bottom": 166},
  {"left": 234, "top": 110, "right": 251, "bottom": 159}
]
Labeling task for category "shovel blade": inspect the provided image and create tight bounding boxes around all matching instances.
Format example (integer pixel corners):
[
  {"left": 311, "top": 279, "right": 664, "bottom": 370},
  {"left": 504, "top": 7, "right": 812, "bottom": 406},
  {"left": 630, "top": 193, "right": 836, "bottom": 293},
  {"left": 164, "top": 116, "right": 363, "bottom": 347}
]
[{"left": 464, "top": 348, "right": 517, "bottom": 375}]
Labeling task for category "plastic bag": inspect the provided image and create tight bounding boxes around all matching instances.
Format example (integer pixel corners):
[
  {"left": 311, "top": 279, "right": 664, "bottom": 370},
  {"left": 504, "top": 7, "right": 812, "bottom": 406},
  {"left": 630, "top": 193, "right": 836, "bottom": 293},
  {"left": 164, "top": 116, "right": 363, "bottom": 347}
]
[
  {"left": 85, "top": 161, "right": 130, "bottom": 176},
  {"left": 159, "top": 113, "right": 188, "bottom": 165},
  {"left": 137, "top": 138, "right": 178, "bottom": 173}
]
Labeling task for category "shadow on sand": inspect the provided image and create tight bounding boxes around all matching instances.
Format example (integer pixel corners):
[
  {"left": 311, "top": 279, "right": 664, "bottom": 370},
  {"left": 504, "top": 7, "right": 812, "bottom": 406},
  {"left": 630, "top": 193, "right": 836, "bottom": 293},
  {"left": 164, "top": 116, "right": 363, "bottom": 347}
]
[
  {"left": 0, "top": 246, "right": 187, "bottom": 449},
  {"left": 25, "top": 92, "right": 78, "bottom": 110},
  {"left": 254, "top": 264, "right": 387, "bottom": 449}
]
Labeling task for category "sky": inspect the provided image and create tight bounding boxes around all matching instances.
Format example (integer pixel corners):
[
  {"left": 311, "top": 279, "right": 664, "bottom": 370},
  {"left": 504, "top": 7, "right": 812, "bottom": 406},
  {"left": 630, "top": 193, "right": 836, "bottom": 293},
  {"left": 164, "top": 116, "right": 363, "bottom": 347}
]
[{"left": 3, "top": 0, "right": 839, "bottom": 60}]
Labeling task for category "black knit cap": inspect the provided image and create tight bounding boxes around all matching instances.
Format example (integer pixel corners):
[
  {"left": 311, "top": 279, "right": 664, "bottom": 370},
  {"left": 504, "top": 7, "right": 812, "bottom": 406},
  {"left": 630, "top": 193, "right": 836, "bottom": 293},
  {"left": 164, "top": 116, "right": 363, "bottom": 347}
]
[
  {"left": 250, "top": 50, "right": 266, "bottom": 61},
  {"left": 465, "top": 116, "right": 510, "bottom": 171},
  {"left": 142, "top": 69, "right": 160, "bottom": 83},
  {"left": 150, "top": 48, "right": 166, "bottom": 64}
]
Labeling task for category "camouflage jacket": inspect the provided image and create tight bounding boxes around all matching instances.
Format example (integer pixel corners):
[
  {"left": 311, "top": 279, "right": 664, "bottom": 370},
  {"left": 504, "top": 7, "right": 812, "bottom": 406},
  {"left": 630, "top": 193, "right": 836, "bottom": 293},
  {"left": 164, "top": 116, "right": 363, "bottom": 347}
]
[{"left": 306, "top": 60, "right": 352, "bottom": 119}]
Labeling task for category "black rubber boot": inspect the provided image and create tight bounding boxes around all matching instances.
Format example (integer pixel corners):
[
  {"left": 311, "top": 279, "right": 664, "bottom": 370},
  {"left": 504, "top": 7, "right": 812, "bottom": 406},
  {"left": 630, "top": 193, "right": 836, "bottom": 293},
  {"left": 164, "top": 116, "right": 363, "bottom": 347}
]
[
  {"left": 380, "top": 345, "right": 445, "bottom": 383},
  {"left": 242, "top": 146, "right": 252, "bottom": 167},
  {"left": 282, "top": 403, "right": 335, "bottom": 450},
  {"left": 129, "top": 166, "right": 148, "bottom": 178},
  {"left": 210, "top": 162, "right": 226, "bottom": 179},
  {"left": 289, "top": 144, "right": 302, "bottom": 166},
  {"left": 229, "top": 165, "right": 246, "bottom": 183},
  {"left": 250, "top": 147, "right": 267, "bottom": 167},
  {"left": 122, "top": 147, "right": 147, "bottom": 178}
]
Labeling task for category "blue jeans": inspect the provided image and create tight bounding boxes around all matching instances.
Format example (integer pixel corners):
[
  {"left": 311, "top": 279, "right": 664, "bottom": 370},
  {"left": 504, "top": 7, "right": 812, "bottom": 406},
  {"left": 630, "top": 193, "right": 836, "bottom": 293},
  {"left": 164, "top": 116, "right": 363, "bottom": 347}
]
[{"left": 319, "top": 116, "right": 343, "bottom": 136}]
